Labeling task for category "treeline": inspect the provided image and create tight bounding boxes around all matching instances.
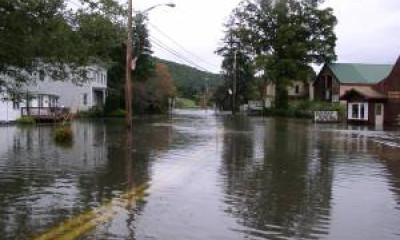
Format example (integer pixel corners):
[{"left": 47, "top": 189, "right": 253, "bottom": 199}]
[{"left": 157, "top": 58, "right": 223, "bottom": 101}]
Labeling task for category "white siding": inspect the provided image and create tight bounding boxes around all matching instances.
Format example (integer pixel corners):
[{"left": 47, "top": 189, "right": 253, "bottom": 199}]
[
  {"left": 1, "top": 64, "right": 107, "bottom": 116},
  {"left": 0, "top": 90, "right": 22, "bottom": 122},
  {"left": 25, "top": 65, "right": 107, "bottom": 113},
  {"left": 0, "top": 99, "right": 21, "bottom": 122}
]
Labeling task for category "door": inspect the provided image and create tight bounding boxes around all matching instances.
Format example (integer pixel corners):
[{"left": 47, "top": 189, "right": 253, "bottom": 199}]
[{"left": 375, "top": 103, "right": 384, "bottom": 126}]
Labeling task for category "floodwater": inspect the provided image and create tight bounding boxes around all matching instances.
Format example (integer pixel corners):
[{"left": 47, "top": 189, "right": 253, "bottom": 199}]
[{"left": 0, "top": 110, "right": 400, "bottom": 240}]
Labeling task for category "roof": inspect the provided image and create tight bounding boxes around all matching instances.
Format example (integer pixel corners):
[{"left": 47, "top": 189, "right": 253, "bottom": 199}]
[
  {"left": 327, "top": 63, "right": 394, "bottom": 84},
  {"left": 340, "top": 87, "right": 387, "bottom": 100}
]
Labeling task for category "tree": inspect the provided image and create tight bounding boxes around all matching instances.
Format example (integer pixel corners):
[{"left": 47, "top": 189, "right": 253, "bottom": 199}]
[
  {"left": 133, "top": 63, "right": 176, "bottom": 114},
  {"left": 219, "top": 0, "right": 337, "bottom": 109},
  {"left": 132, "top": 13, "right": 155, "bottom": 82},
  {"left": 0, "top": 0, "right": 124, "bottom": 87},
  {"left": 216, "top": 21, "right": 255, "bottom": 112},
  {"left": 105, "top": 12, "right": 157, "bottom": 114},
  {"left": 157, "top": 58, "right": 223, "bottom": 101}
]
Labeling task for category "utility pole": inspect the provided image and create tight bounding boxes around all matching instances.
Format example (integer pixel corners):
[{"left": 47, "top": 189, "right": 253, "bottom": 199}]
[
  {"left": 125, "top": 0, "right": 133, "bottom": 128},
  {"left": 232, "top": 50, "right": 237, "bottom": 115}
]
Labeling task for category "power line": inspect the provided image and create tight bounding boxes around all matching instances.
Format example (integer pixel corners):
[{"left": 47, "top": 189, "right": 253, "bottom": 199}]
[
  {"left": 150, "top": 36, "right": 212, "bottom": 73},
  {"left": 148, "top": 22, "right": 220, "bottom": 70},
  {"left": 151, "top": 39, "right": 208, "bottom": 72}
]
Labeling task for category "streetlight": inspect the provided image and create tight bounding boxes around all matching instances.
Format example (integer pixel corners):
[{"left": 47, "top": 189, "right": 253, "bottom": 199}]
[
  {"left": 142, "top": 3, "right": 176, "bottom": 14},
  {"left": 125, "top": 1, "right": 175, "bottom": 128}
]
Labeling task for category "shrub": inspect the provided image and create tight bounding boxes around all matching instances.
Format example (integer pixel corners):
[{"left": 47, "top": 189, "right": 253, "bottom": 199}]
[
  {"left": 265, "top": 100, "right": 346, "bottom": 119},
  {"left": 105, "top": 109, "right": 126, "bottom": 118},
  {"left": 54, "top": 126, "right": 73, "bottom": 143},
  {"left": 78, "top": 108, "right": 104, "bottom": 118},
  {"left": 16, "top": 116, "right": 35, "bottom": 124}
]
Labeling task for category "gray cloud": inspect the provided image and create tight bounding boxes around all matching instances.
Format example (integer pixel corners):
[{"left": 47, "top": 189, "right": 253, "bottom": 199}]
[
  {"left": 130, "top": 0, "right": 400, "bottom": 73},
  {"left": 325, "top": 0, "right": 400, "bottom": 64}
]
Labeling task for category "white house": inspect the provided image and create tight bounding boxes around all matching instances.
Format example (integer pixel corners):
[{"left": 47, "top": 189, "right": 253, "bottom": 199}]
[
  {"left": 264, "top": 80, "right": 313, "bottom": 108},
  {"left": 0, "top": 87, "right": 21, "bottom": 122},
  {"left": 27, "top": 65, "right": 108, "bottom": 113},
  {"left": 0, "top": 64, "right": 107, "bottom": 122}
]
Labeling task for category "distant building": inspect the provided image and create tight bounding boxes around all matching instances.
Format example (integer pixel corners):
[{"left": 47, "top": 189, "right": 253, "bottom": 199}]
[
  {"left": 314, "top": 57, "right": 400, "bottom": 126},
  {"left": 0, "top": 64, "right": 107, "bottom": 122},
  {"left": 264, "top": 80, "right": 313, "bottom": 108}
]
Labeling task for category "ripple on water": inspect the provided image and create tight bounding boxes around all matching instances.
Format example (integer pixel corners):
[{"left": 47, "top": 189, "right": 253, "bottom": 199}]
[{"left": 1, "top": 115, "right": 400, "bottom": 239}]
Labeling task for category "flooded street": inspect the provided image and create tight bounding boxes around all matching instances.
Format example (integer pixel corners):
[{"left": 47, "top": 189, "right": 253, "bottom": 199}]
[{"left": 0, "top": 110, "right": 400, "bottom": 239}]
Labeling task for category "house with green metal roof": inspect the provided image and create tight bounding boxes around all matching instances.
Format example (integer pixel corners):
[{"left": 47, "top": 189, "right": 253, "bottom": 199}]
[{"left": 314, "top": 57, "right": 400, "bottom": 126}]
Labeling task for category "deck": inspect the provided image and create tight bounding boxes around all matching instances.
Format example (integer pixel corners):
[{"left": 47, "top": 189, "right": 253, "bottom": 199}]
[{"left": 21, "top": 107, "right": 70, "bottom": 122}]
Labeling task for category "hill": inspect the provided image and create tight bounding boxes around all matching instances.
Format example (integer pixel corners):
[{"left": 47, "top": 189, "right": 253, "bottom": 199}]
[{"left": 156, "top": 58, "right": 223, "bottom": 100}]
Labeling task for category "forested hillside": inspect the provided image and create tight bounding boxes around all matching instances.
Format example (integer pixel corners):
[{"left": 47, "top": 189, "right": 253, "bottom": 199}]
[{"left": 156, "top": 58, "right": 223, "bottom": 100}]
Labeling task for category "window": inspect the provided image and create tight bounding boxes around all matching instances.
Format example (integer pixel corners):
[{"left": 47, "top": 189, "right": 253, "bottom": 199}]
[
  {"left": 348, "top": 102, "right": 368, "bottom": 121},
  {"left": 323, "top": 75, "right": 333, "bottom": 100},
  {"left": 295, "top": 85, "right": 300, "bottom": 94},
  {"left": 326, "top": 75, "right": 333, "bottom": 88},
  {"left": 332, "top": 95, "right": 339, "bottom": 103},
  {"left": 39, "top": 70, "right": 45, "bottom": 81},
  {"left": 38, "top": 95, "right": 44, "bottom": 108},
  {"left": 83, "top": 94, "right": 88, "bottom": 105},
  {"left": 376, "top": 104, "right": 382, "bottom": 116},
  {"left": 325, "top": 89, "right": 331, "bottom": 100},
  {"left": 13, "top": 101, "right": 20, "bottom": 110}
]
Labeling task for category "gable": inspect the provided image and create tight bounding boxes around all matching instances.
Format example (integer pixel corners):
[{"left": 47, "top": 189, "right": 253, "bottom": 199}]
[
  {"left": 313, "top": 66, "right": 340, "bottom": 87},
  {"left": 374, "top": 57, "right": 400, "bottom": 93},
  {"left": 327, "top": 63, "right": 393, "bottom": 84}
]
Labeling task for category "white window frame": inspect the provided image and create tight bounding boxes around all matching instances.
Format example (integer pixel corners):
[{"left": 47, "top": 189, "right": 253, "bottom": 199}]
[
  {"left": 83, "top": 93, "right": 88, "bottom": 106},
  {"left": 348, "top": 102, "right": 369, "bottom": 121}
]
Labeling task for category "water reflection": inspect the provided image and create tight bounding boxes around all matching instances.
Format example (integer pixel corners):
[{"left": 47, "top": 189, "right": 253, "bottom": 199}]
[
  {"left": 220, "top": 118, "right": 334, "bottom": 239},
  {"left": 0, "top": 119, "right": 173, "bottom": 239},
  {"left": 0, "top": 112, "right": 399, "bottom": 240}
]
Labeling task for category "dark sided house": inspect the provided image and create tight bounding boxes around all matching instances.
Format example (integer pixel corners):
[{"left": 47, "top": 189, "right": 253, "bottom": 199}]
[{"left": 314, "top": 57, "right": 400, "bottom": 126}]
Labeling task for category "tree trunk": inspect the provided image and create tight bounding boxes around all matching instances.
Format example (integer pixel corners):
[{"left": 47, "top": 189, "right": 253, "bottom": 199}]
[{"left": 275, "top": 80, "right": 289, "bottom": 110}]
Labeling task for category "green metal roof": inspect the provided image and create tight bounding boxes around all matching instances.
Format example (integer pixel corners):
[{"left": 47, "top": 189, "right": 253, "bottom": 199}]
[{"left": 327, "top": 63, "right": 394, "bottom": 84}]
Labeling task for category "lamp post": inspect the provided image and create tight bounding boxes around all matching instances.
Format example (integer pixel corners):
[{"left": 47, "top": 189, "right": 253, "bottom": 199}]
[{"left": 125, "top": 1, "right": 175, "bottom": 128}]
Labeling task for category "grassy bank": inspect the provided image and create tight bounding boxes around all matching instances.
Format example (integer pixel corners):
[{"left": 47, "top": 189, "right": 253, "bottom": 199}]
[{"left": 175, "top": 98, "right": 198, "bottom": 109}]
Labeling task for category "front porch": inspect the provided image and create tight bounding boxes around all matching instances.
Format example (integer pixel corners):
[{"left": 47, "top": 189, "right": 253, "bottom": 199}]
[
  {"left": 21, "top": 107, "right": 70, "bottom": 122},
  {"left": 92, "top": 88, "right": 107, "bottom": 110}
]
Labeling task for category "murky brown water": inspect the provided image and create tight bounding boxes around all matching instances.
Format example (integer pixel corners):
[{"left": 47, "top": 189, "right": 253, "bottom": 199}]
[{"left": 0, "top": 110, "right": 399, "bottom": 239}]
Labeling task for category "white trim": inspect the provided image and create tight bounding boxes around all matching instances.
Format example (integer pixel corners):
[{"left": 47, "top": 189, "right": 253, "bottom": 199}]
[{"left": 348, "top": 102, "right": 369, "bottom": 121}]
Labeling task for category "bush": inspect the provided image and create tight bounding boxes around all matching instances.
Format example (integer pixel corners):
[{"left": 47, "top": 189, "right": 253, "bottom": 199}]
[
  {"left": 54, "top": 126, "right": 73, "bottom": 143},
  {"left": 78, "top": 108, "right": 104, "bottom": 118},
  {"left": 16, "top": 116, "right": 36, "bottom": 124},
  {"left": 265, "top": 100, "right": 346, "bottom": 119},
  {"left": 105, "top": 109, "right": 126, "bottom": 118}
]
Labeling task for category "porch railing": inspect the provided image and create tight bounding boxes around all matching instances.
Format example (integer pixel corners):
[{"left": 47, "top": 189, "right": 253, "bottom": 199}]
[{"left": 21, "top": 107, "right": 70, "bottom": 119}]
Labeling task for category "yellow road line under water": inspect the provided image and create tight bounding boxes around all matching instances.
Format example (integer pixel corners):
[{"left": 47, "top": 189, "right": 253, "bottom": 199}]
[
  {"left": 33, "top": 184, "right": 149, "bottom": 240},
  {"left": 33, "top": 135, "right": 221, "bottom": 240}
]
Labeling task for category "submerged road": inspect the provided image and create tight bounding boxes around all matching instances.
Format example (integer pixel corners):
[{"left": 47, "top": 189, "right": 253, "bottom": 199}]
[{"left": 0, "top": 110, "right": 399, "bottom": 239}]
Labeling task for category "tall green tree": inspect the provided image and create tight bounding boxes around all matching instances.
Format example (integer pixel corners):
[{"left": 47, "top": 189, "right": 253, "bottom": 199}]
[
  {"left": 105, "top": 13, "right": 157, "bottom": 114},
  {"left": 132, "top": 13, "right": 155, "bottom": 82},
  {"left": 0, "top": 0, "right": 123, "bottom": 87},
  {"left": 220, "top": 0, "right": 337, "bottom": 109},
  {"left": 216, "top": 18, "right": 255, "bottom": 112}
]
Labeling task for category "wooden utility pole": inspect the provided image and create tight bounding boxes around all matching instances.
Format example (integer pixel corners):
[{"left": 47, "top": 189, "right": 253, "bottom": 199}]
[
  {"left": 233, "top": 50, "right": 237, "bottom": 115},
  {"left": 125, "top": 0, "right": 133, "bottom": 128}
]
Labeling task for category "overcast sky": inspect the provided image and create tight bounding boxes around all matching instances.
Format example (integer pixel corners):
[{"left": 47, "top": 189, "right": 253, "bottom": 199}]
[{"left": 132, "top": 0, "right": 400, "bottom": 73}]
